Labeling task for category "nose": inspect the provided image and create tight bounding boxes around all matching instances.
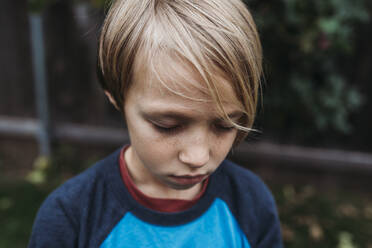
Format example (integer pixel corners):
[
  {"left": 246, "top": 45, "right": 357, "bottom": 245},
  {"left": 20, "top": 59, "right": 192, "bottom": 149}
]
[{"left": 178, "top": 144, "right": 210, "bottom": 168}]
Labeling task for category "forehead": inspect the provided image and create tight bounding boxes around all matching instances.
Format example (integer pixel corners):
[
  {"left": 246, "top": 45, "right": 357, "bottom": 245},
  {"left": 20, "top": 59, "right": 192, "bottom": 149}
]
[{"left": 129, "top": 53, "right": 241, "bottom": 114}]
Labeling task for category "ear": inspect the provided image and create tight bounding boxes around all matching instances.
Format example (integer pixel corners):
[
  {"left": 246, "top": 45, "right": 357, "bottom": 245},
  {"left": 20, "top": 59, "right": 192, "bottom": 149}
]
[{"left": 104, "top": 90, "right": 121, "bottom": 111}]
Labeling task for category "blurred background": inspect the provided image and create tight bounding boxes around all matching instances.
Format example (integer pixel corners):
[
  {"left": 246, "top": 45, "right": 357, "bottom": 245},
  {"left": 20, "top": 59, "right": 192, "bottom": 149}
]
[{"left": 1, "top": 0, "right": 371, "bottom": 247}]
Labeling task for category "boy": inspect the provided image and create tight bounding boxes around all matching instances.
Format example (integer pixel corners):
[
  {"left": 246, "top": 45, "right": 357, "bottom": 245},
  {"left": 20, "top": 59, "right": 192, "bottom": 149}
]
[{"left": 29, "top": 0, "right": 283, "bottom": 247}]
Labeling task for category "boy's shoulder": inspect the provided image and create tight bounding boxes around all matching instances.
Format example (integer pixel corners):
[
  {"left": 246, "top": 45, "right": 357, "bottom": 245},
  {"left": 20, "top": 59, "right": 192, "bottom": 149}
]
[
  {"left": 213, "top": 159, "right": 282, "bottom": 247},
  {"left": 220, "top": 159, "right": 263, "bottom": 181},
  {"left": 36, "top": 149, "right": 120, "bottom": 219},
  {"left": 218, "top": 159, "right": 274, "bottom": 201},
  {"left": 47, "top": 148, "right": 120, "bottom": 202},
  {"left": 29, "top": 148, "right": 123, "bottom": 247}
]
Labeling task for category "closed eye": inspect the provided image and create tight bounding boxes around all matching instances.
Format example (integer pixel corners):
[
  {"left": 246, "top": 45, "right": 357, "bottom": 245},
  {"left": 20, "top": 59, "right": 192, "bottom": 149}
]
[
  {"left": 151, "top": 122, "right": 182, "bottom": 134},
  {"left": 148, "top": 118, "right": 236, "bottom": 135},
  {"left": 214, "top": 123, "right": 235, "bottom": 132}
]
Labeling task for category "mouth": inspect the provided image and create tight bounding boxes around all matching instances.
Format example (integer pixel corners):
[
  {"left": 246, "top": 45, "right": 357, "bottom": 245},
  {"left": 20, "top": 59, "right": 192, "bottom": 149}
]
[{"left": 168, "top": 174, "right": 208, "bottom": 186}]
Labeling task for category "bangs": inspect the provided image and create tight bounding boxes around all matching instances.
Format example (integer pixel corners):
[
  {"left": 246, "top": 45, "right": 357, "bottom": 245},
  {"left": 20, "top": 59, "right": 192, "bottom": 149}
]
[{"left": 133, "top": 48, "right": 251, "bottom": 136}]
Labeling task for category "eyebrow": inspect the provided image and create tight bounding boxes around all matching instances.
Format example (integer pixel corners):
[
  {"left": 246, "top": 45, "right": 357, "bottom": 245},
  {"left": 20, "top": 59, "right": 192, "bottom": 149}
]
[{"left": 141, "top": 110, "right": 243, "bottom": 122}]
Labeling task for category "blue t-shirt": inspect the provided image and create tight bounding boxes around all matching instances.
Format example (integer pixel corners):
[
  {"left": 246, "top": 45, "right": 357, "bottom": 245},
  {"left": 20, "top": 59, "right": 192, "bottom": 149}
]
[{"left": 28, "top": 148, "right": 283, "bottom": 247}]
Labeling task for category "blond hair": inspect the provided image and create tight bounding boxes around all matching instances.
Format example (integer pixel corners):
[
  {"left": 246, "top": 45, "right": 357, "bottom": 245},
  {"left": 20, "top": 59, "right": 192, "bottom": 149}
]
[{"left": 98, "top": 0, "right": 262, "bottom": 144}]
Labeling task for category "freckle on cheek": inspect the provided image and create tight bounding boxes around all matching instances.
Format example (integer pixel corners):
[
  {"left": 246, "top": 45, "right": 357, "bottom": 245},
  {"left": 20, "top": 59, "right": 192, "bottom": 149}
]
[{"left": 153, "top": 140, "right": 178, "bottom": 152}]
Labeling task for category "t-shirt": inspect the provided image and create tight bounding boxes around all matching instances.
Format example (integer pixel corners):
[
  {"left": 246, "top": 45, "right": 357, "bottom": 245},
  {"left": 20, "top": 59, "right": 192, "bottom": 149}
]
[{"left": 28, "top": 147, "right": 283, "bottom": 248}]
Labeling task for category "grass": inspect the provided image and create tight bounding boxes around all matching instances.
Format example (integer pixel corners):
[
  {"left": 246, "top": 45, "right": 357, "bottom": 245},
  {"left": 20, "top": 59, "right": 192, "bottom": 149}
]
[{"left": 0, "top": 181, "right": 49, "bottom": 248}]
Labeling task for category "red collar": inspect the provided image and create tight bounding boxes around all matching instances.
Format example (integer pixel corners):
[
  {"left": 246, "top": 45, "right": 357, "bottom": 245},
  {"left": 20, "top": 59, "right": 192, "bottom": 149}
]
[{"left": 119, "top": 146, "right": 209, "bottom": 213}]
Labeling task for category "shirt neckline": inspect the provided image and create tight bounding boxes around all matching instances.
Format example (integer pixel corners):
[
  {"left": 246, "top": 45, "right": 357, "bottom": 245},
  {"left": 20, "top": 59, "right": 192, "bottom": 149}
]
[
  {"left": 105, "top": 146, "right": 224, "bottom": 226},
  {"left": 119, "top": 146, "right": 209, "bottom": 213}
]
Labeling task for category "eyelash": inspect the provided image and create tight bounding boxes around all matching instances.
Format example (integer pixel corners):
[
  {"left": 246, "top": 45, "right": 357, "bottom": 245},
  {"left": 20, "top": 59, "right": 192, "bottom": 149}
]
[
  {"left": 215, "top": 124, "right": 235, "bottom": 131},
  {"left": 151, "top": 122, "right": 234, "bottom": 134},
  {"left": 152, "top": 123, "right": 181, "bottom": 134}
]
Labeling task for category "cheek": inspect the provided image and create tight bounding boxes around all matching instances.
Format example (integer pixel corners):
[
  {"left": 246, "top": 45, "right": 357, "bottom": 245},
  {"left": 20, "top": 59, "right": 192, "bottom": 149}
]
[
  {"left": 212, "top": 132, "right": 237, "bottom": 158},
  {"left": 130, "top": 125, "right": 177, "bottom": 155},
  {"left": 127, "top": 122, "right": 178, "bottom": 166}
]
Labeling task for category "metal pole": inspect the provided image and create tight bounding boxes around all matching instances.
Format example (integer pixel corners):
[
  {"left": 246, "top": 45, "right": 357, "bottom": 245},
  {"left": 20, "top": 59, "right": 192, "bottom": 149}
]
[{"left": 29, "top": 13, "right": 51, "bottom": 157}]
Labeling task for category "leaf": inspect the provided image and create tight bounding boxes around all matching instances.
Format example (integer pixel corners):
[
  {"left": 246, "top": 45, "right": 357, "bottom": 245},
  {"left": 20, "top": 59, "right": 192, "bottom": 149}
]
[
  {"left": 338, "top": 232, "right": 358, "bottom": 248},
  {"left": 25, "top": 156, "right": 51, "bottom": 185},
  {"left": 309, "top": 222, "right": 323, "bottom": 241},
  {"left": 0, "top": 197, "right": 13, "bottom": 211},
  {"left": 318, "top": 18, "right": 341, "bottom": 35}
]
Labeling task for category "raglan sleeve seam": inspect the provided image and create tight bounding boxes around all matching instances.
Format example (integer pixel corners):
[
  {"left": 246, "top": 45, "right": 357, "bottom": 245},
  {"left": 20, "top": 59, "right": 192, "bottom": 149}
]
[
  {"left": 55, "top": 195, "right": 80, "bottom": 231},
  {"left": 28, "top": 192, "right": 80, "bottom": 248}
]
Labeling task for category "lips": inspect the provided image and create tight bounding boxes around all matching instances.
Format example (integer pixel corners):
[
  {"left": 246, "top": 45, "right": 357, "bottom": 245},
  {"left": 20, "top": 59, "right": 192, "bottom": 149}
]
[{"left": 168, "top": 174, "right": 207, "bottom": 186}]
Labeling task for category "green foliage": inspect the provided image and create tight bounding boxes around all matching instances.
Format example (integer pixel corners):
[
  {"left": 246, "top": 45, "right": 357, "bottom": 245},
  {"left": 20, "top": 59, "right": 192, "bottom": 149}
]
[
  {"left": 273, "top": 184, "right": 372, "bottom": 248},
  {"left": 25, "top": 144, "right": 103, "bottom": 187},
  {"left": 291, "top": 74, "right": 363, "bottom": 133},
  {"left": 88, "top": 0, "right": 108, "bottom": 9},
  {"left": 28, "top": 0, "right": 51, "bottom": 13},
  {"left": 0, "top": 182, "right": 50, "bottom": 248},
  {"left": 338, "top": 232, "right": 359, "bottom": 248},
  {"left": 26, "top": 156, "right": 51, "bottom": 185},
  {"left": 247, "top": 0, "right": 369, "bottom": 143}
]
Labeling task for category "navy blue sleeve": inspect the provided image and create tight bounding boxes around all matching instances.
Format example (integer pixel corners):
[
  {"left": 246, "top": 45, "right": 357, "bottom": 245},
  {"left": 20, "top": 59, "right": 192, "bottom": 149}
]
[
  {"left": 216, "top": 160, "right": 283, "bottom": 248},
  {"left": 28, "top": 149, "right": 126, "bottom": 248},
  {"left": 254, "top": 188, "right": 282, "bottom": 248},
  {"left": 28, "top": 191, "right": 78, "bottom": 248}
]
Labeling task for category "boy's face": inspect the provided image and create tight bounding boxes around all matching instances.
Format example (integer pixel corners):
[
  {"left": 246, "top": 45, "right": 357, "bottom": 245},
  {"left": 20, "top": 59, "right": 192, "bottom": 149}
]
[{"left": 123, "top": 63, "right": 242, "bottom": 198}]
